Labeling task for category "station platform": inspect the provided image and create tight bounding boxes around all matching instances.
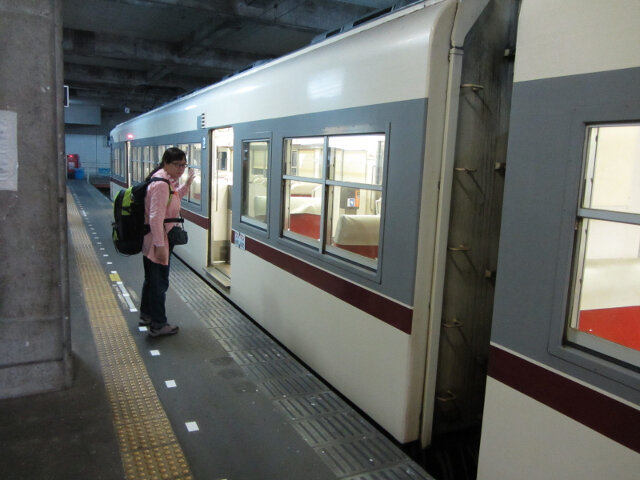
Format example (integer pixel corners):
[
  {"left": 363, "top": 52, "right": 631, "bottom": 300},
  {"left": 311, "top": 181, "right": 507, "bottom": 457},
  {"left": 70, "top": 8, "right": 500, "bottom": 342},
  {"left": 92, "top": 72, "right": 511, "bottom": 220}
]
[{"left": 0, "top": 179, "right": 434, "bottom": 480}]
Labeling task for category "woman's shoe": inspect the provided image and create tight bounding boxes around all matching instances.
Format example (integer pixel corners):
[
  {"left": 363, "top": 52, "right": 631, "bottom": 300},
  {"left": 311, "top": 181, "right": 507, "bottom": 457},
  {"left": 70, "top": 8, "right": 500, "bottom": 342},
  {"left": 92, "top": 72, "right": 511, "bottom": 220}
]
[{"left": 148, "top": 324, "right": 179, "bottom": 337}]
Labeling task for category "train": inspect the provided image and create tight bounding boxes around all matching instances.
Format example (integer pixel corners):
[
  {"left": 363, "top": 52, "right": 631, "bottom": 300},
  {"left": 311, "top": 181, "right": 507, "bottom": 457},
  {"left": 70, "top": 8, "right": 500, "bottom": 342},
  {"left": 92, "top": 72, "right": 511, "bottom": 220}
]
[{"left": 109, "top": 0, "right": 640, "bottom": 478}]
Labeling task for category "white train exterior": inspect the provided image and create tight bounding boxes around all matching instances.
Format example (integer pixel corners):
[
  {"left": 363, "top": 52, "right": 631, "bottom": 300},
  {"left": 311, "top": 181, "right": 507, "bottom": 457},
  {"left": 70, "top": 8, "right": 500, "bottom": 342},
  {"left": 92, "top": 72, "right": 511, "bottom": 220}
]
[
  {"left": 110, "top": 1, "right": 640, "bottom": 478},
  {"left": 477, "top": 1, "right": 640, "bottom": 479}
]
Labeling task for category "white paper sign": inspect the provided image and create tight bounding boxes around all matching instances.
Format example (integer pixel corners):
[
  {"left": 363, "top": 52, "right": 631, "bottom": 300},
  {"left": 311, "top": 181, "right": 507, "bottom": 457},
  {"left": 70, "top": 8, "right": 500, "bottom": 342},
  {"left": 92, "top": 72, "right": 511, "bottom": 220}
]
[{"left": 0, "top": 110, "right": 18, "bottom": 191}]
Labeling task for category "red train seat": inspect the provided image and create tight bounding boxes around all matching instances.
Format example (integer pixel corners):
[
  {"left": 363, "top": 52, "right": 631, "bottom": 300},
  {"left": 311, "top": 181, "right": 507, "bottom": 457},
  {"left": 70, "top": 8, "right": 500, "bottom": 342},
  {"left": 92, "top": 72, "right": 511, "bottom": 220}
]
[
  {"left": 288, "top": 196, "right": 321, "bottom": 238},
  {"left": 333, "top": 214, "right": 380, "bottom": 259}
]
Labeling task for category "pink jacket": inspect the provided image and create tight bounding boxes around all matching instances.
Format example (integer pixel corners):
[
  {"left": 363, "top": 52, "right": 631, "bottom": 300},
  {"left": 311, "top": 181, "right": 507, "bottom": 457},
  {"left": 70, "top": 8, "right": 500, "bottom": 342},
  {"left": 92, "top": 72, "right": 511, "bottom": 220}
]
[{"left": 142, "top": 169, "right": 189, "bottom": 265}]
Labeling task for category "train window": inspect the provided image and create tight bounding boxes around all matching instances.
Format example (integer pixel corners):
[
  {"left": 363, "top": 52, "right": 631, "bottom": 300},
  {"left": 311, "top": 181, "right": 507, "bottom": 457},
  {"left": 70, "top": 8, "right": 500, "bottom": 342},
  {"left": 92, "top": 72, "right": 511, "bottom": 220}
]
[
  {"left": 282, "top": 133, "right": 385, "bottom": 269},
  {"left": 282, "top": 138, "right": 324, "bottom": 243},
  {"left": 241, "top": 140, "right": 270, "bottom": 228},
  {"left": 284, "top": 137, "right": 324, "bottom": 178},
  {"left": 143, "top": 146, "right": 151, "bottom": 180},
  {"left": 283, "top": 179, "right": 322, "bottom": 243},
  {"left": 122, "top": 146, "right": 127, "bottom": 177},
  {"left": 129, "top": 147, "right": 135, "bottom": 182},
  {"left": 139, "top": 146, "right": 145, "bottom": 182},
  {"left": 328, "top": 135, "right": 384, "bottom": 185},
  {"left": 188, "top": 143, "right": 202, "bottom": 206},
  {"left": 157, "top": 145, "right": 168, "bottom": 166},
  {"left": 178, "top": 142, "right": 202, "bottom": 206},
  {"left": 112, "top": 146, "right": 124, "bottom": 178},
  {"left": 131, "top": 146, "right": 141, "bottom": 183},
  {"left": 568, "top": 124, "right": 640, "bottom": 367}
]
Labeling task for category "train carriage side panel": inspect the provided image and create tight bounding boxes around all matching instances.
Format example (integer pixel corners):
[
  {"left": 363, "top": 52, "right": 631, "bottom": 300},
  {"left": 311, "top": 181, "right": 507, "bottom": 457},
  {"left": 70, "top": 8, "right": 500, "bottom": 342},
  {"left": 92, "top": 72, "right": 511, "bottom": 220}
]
[
  {"left": 480, "top": 376, "right": 639, "bottom": 479},
  {"left": 478, "top": 0, "right": 640, "bottom": 478},
  {"left": 229, "top": 1, "right": 458, "bottom": 443},
  {"left": 172, "top": 217, "right": 208, "bottom": 269},
  {"left": 109, "top": 0, "right": 507, "bottom": 445},
  {"left": 231, "top": 248, "right": 416, "bottom": 437}
]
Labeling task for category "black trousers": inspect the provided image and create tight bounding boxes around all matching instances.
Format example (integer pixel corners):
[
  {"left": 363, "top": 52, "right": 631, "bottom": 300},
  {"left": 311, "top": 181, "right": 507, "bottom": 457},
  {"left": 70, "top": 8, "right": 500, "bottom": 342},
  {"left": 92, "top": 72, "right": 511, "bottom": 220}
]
[{"left": 140, "top": 255, "right": 170, "bottom": 329}]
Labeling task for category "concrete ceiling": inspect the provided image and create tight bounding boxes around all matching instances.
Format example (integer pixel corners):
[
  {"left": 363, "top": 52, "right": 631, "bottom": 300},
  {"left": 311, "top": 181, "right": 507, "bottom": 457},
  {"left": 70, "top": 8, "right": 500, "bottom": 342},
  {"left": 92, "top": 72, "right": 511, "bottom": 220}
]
[{"left": 63, "top": 0, "right": 411, "bottom": 117}]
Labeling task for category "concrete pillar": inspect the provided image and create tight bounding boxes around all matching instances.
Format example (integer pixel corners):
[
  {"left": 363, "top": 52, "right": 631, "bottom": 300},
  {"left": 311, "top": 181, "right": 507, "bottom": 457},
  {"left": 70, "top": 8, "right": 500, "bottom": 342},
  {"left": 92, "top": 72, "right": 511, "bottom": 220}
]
[{"left": 0, "top": 0, "right": 71, "bottom": 398}]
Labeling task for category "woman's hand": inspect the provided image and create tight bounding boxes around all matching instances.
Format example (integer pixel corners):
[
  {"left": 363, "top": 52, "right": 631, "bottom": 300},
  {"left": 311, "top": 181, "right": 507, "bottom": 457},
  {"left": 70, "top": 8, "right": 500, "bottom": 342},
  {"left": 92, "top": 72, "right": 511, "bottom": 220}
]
[{"left": 186, "top": 168, "right": 196, "bottom": 186}]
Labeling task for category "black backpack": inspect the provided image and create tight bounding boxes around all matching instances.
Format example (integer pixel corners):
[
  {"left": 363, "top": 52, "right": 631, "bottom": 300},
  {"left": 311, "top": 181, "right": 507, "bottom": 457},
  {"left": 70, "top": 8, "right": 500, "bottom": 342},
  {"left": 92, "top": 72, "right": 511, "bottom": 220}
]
[{"left": 112, "top": 177, "right": 173, "bottom": 255}]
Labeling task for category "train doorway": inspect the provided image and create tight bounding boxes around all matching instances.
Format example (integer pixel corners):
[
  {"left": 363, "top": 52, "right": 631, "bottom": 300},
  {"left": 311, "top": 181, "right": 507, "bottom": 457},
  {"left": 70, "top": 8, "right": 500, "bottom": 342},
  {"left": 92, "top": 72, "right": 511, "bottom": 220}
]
[{"left": 206, "top": 127, "right": 234, "bottom": 288}]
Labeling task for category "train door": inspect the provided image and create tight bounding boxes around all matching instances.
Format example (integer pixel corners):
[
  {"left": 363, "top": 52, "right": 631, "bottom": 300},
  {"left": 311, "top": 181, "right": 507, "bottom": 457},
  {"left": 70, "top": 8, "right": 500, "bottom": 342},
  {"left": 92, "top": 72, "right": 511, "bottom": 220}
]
[{"left": 206, "top": 127, "right": 234, "bottom": 287}]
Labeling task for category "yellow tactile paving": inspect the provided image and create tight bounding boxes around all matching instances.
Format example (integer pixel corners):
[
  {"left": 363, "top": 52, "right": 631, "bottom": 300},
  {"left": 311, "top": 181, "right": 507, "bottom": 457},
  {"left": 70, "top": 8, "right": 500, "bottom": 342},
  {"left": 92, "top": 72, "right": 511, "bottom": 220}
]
[{"left": 67, "top": 191, "right": 193, "bottom": 480}]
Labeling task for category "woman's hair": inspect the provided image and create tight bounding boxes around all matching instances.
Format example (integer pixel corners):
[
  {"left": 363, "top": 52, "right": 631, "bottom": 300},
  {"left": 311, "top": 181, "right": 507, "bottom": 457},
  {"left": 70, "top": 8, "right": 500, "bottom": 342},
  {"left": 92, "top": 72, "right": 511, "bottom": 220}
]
[
  {"left": 161, "top": 147, "right": 186, "bottom": 165},
  {"left": 146, "top": 147, "right": 186, "bottom": 180}
]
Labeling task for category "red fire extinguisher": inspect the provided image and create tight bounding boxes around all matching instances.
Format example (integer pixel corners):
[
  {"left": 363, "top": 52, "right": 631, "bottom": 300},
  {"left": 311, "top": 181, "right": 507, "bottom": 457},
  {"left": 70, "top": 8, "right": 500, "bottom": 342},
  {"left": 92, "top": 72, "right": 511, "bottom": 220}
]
[{"left": 66, "top": 154, "right": 79, "bottom": 178}]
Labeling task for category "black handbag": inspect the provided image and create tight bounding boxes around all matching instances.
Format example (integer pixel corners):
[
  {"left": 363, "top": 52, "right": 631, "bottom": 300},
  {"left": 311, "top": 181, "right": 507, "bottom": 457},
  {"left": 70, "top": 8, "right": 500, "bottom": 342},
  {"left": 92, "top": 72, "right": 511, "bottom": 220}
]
[{"left": 166, "top": 218, "right": 188, "bottom": 246}]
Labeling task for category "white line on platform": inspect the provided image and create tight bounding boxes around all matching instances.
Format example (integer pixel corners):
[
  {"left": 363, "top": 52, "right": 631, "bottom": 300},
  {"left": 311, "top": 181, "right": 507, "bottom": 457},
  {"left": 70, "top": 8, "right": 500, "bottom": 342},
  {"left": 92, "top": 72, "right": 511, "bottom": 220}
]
[{"left": 115, "top": 281, "right": 137, "bottom": 312}]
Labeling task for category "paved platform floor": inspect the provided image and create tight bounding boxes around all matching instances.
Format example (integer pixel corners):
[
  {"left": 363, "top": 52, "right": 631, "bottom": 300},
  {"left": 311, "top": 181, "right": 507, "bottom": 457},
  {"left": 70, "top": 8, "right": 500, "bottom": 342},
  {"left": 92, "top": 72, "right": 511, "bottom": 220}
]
[{"left": 0, "top": 180, "right": 435, "bottom": 480}]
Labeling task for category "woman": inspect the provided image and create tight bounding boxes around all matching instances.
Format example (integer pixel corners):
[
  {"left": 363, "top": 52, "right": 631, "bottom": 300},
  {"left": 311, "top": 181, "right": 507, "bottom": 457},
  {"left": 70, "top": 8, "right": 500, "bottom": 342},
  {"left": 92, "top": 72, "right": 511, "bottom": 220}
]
[{"left": 139, "top": 147, "right": 194, "bottom": 337}]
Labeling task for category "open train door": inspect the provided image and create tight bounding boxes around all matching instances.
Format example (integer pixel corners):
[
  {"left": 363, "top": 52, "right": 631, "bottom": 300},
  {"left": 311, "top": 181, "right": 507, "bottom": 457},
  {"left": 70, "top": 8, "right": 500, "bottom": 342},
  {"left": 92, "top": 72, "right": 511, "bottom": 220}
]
[{"left": 206, "top": 127, "right": 234, "bottom": 288}]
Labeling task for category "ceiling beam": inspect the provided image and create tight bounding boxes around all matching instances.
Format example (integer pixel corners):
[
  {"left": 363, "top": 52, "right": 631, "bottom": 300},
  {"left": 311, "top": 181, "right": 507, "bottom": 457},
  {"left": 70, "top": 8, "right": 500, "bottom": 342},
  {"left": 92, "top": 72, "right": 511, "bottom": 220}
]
[
  {"left": 62, "top": 0, "right": 400, "bottom": 116},
  {"left": 63, "top": 28, "right": 264, "bottom": 73},
  {"left": 69, "top": 79, "right": 185, "bottom": 113},
  {"left": 100, "top": 0, "right": 377, "bottom": 32},
  {"left": 64, "top": 63, "right": 213, "bottom": 91}
]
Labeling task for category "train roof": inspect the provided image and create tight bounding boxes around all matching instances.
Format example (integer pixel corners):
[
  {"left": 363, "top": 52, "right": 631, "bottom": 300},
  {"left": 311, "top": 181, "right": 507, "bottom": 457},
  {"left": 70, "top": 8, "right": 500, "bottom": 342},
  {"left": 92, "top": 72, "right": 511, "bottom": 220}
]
[{"left": 111, "top": 0, "right": 437, "bottom": 135}]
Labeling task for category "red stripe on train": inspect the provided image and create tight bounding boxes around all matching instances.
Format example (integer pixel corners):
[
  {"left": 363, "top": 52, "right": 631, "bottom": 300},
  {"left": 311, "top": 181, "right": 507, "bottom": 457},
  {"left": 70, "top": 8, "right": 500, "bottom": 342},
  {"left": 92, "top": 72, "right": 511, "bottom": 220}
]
[
  {"left": 488, "top": 345, "right": 640, "bottom": 454},
  {"left": 239, "top": 233, "right": 413, "bottom": 334}
]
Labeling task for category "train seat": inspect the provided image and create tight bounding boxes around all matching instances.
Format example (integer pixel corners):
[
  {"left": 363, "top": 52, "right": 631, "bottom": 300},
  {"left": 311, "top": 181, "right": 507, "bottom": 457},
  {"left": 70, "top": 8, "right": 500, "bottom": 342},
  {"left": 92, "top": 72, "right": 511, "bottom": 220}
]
[
  {"left": 288, "top": 196, "right": 321, "bottom": 238},
  {"left": 333, "top": 214, "right": 380, "bottom": 259},
  {"left": 290, "top": 182, "right": 317, "bottom": 197}
]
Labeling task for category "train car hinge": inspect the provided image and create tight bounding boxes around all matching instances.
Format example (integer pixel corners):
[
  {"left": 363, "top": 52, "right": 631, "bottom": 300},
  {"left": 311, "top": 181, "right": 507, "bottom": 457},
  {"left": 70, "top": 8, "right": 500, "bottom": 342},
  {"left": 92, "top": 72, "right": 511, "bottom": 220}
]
[
  {"left": 460, "top": 83, "right": 484, "bottom": 92},
  {"left": 504, "top": 47, "right": 516, "bottom": 60},
  {"left": 442, "top": 318, "right": 463, "bottom": 328},
  {"left": 436, "top": 390, "right": 458, "bottom": 403}
]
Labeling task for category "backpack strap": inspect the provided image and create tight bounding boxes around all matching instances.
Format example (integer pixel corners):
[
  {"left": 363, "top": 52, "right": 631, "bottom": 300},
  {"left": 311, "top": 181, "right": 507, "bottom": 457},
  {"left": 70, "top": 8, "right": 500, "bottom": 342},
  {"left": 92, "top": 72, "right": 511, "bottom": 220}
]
[
  {"left": 149, "top": 176, "right": 173, "bottom": 194},
  {"left": 149, "top": 176, "right": 176, "bottom": 208}
]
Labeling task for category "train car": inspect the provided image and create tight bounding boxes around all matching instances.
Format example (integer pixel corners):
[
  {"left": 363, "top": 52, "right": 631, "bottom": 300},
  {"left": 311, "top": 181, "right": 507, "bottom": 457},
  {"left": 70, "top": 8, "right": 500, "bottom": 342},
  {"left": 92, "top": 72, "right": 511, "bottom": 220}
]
[
  {"left": 109, "top": 0, "right": 639, "bottom": 477},
  {"left": 476, "top": 1, "right": 640, "bottom": 479}
]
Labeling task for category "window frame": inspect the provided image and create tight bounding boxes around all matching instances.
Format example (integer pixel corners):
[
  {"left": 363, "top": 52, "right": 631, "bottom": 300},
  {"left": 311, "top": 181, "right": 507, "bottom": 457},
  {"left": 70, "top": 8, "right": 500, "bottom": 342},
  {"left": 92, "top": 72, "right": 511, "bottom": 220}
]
[
  {"left": 240, "top": 137, "right": 271, "bottom": 230},
  {"left": 178, "top": 142, "right": 203, "bottom": 206},
  {"left": 131, "top": 146, "right": 141, "bottom": 183},
  {"left": 111, "top": 144, "right": 125, "bottom": 179},
  {"left": 281, "top": 132, "right": 386, "bottom": 272},
  {"left": 282, "top": 136, "right": 325, "bottom": 247},
  {"left": 565, "top": 122, "right": 640, "bottom": 369}
]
